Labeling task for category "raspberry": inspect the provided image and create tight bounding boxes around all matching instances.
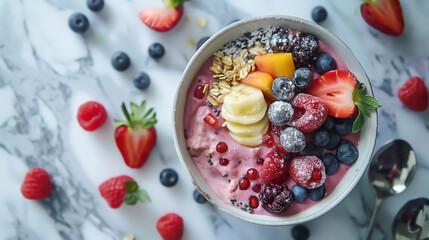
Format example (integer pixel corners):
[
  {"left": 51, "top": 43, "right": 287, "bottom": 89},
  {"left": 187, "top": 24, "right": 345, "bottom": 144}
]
[
  {"left": 289, "top": 156, "right": 326, "bottom": 189},
  {"left": 77, "top": 101, "right": 107, "bottom": 131},
  {"left": 260, "top": 152, "right": 288, "bottom": 184},
  {"left": 290, "top": 94, "right": 328, "bottom": 133},
  {"left": 398, "top": 76, "right": 429, "bottom": 112},
  {"left": 259, "top": 184, "right": 293, "bottom": 213},
  {"left": 98, "top": 175, "right": 134, "bottom": 208},
  {"left": 156, "top": 213, "right": 184, "bottom": 240},
  {"left": 20, "top": 167, "right": 53, "bottom": 200}
]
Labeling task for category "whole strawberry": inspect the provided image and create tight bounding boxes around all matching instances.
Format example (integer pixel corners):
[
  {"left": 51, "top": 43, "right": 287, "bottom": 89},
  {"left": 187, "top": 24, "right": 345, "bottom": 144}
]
[
  {"left": 360, "top": 0, "right": 405, "bottom": 36},
  {"left": 398, "top": 76, "right": 429, "bottom": 112},
  {"left": 139, "top": 0, "right": 190, "bottom": 32},
  {"left": 98, "top": 175, "right": 150, "bottom": 209},
  {"left": 114, "top": 100, "right": 157, "bottom": 168},
  {"left": 21, "top": 167, "right": 53, "bottom": 200},
  {"left": 156, "top": 213, "right": 184, "bottom": 240}
]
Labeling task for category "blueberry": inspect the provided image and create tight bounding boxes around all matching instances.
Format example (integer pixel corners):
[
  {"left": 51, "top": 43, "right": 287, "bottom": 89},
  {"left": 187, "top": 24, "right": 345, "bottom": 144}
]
[
  {"left": 268, "top": 101, "right": 294, "bottom": 126},
  {"left": 111, "top": 52, "right": 131, "bottom": 71},
  {"left": 133, "top": 72, "right": 150, "bottom": 90},
  {"left": 325, "top": 131, "right": 340, "bottom": 150},
  {"left": 291, "top": 185, "right": 308, "bottom": 203},
  {"left": 335, "top": 118, "right": 354, "bottom": 135},
  {"left": 68, "top": 13, "right": 89, "bottom": 33},
  {"left": 321, "top": 153, "right": 339, "bottom": 175},
  {"left": 272, "top": 76, "right": 295, "bottom": 101},
  {"left": 270, "top": 32, "right": 290, "bottom": 52},
  {"left": 312, "top": 129, "right": 329, "bottom": 147},
  {"left": 148, "top": 43, "right": 165, "bottom": 60},
  {"left": 280, "top": 127, "right": 306, "bottom": 153},
  {"left": 336, "top": 140, "right": 359, "bottom": 165},
  {"left": 283, "top": 154, "right": 293, "bottom": 162},
  {"left": 299, "top": 142, "right": 323, "bottom": 158},
  {"left": 160, "top": 168, "right": 179, "bottom": 187},
  {"left": 312, "top": 6, "right": 328, "bottom": 23},
  {"left": 291, "top": 225, "right": 310, "bottom": 240},
  {"left": 193, "top": 189, "right": 207, "bottom": 204},
  {"left": 322, "top": 116, "right": 335, "bottom": 130},
  {"left": 196, "top": 36, "right": 210, "bottom": 51},
  {"left": 308, "top": 184, "right": 325, "bottom": 201},
  {"left": 315, "top": 53, "right": 336, "bottom": 75},
  {"left": 87, "top": 0, "right": 104, "bottom": 12},
  {"left": 292, "top": 68, "right": 313, "bottom": 90}
]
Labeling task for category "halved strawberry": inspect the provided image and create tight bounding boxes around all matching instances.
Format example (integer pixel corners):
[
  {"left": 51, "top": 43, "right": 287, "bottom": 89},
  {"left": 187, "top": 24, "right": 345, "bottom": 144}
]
[
  {"left": 139, "top": 0, "right": 189, "bottom": 32},
  {"left": 361, "top": 0, "right": 405, "bottom": 36}
]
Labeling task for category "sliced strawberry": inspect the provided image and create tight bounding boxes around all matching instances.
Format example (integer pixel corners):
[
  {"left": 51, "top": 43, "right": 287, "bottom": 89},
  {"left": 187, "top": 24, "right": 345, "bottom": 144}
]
[
  {"left": 360, "top": 0, "right": 405, "bottom": 36},
  {"left": 398, "top": 76, "right": 429, "bottom": 112},
  {"left": 139, "top": 0, "right": 189, "bottom": 32}
]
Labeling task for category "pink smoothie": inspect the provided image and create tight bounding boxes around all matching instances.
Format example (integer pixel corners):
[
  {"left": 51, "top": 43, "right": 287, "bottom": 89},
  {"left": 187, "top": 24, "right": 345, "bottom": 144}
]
[{"left": 183, "top": 35, "right": 360, "bottom": 216}]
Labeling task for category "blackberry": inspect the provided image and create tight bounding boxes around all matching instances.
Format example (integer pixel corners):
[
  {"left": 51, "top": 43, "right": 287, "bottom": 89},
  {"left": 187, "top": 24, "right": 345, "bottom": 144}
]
[
  {"left": 292, "top": 34, "right": 319, "bottom": 68},
  {"left": 259, "top": 184, "right": 293, "bottom": 213}
]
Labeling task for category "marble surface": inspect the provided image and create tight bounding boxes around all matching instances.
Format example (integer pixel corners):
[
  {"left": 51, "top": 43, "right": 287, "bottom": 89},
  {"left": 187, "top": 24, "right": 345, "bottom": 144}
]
[{"left": 1, "top": 0, "right": 429, "bottom": 239}]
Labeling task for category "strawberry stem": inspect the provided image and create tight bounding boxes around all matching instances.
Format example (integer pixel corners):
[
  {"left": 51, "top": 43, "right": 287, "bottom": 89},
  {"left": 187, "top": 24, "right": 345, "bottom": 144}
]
[
  {"left": 114, "top": 100, "right": 157, "bottom": 130},
  {"left": 162, "top": 0, "right": 190, "bottom": 8},
  {"left": 123, "top": 180, "right": 151, "bottom": 205}
]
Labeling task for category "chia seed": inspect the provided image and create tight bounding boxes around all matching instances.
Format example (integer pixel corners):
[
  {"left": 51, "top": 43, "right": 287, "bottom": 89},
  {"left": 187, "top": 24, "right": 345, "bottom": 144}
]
[
  {"left": 207, "top": 103, "right": 213, "bottom": 108},
  {"left": 237, "top": 159, "right": 241, "bottom": 164},
  {"left": 214, "top": 131, "right": 218, "bottom": 134},
  {"left": 230, "top": 198, "right": 237, "bottom": 204},
  {"left": 222, "top": 173, "right": 228, "bottom": 177},
  {"left": 186, "top": 146, "right": 190, "bottom": 150},
  {"left": 198, "top": 79, "right": 201, "bottom": 83},
  {"left": 228, "top": 179, "right": 231, "bottom": 183},
  {"left": 209, "top": 154, "right": 212, "bottom": 158}
]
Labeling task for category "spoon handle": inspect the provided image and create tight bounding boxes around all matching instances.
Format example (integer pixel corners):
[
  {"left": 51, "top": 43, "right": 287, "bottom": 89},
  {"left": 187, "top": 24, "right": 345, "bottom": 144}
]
[{"left": 366, "top": 197, "right": 384, "bottom": 240}]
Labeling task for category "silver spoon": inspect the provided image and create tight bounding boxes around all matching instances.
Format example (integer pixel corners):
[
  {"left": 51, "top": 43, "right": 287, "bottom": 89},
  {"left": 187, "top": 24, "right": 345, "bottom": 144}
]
[
  {"left": 393, "top": 198, "right": 429, "bottom": 240},
  {"left": 366, "top": 139, "right": 417, "bottom": 240}
]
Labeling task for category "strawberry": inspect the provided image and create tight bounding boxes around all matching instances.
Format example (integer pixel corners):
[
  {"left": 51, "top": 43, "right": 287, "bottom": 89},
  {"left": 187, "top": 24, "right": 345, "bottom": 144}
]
[
  {"left": 260, "top": 152, "right": 288, "bottom": 184},
  {"left": 21, "top": 167, "right": 53, "bottom": 200},
  {"left": 139, "top": 0, "right": 189, "bottom": 32},
  {"left": 156, "top": 213, "right": 184, "bottom": 240},
  {"left": 114, "top": 100, "right": 157, "bottom": 168},
  {"left": 306, "top": 70, "right": 381, "bottom": 133},
  {"left": 398, "top": 76, "right": 429, "bottom": 112},
  {"left": 98, "top": 175, "right": 150, "bottom": 209},
  {"left": 360, "top": 0, "right": 405, "bottom": 36},
  {"left": 77, "top": 101, "right": 107, "bottom": 131}
]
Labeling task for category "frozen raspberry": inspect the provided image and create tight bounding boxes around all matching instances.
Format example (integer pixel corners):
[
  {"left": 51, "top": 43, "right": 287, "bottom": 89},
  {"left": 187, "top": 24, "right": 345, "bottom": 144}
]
[
  {"left": 279, "top": 127, "right": 306, "bottom": 153},
  {"left": 259, "top": 184, "right": 293, "bottom": 213},
  {"left": 289, "top": 156, "right": 326, "bottom": 189},
  {"left": 290, "top": 93, "right": 328, "bottom": 133},
  {"left": 260, "top": 152, "right": 288, "bottom": 184}
]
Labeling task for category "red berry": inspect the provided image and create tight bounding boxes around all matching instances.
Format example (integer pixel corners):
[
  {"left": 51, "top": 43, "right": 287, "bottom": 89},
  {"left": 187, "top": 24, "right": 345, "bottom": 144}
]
[
  {"left": 98, "top": 175, "right": 134, "bottom": 208},
  {"left": 139, "top": 5, "right": 184, "bottom": 32},
  {"left": 259, "top": 183, "right": 292, "bottom": 213},
  {"left": 247, "top": 168, "right": 258, "bottom": 180},
  {"left": 77, "top": 101, "right": 107, "bottom": 131},
  {"left": 262, "top": 133, "right": 275, "bottom": 147},
  {"left": 194, "top": 85, "right": 205, "bottom": 99},
  {"left": 249, "top": 195, "right": 259, "bottom": 208},
  {"left": 290, "top": 93, "right": 328, "bottom": 133},
  {"left": 276, "top": 142, "right": 290, "bottom": 155},
  {"left": 289, "top": 156, "right": 326, "bottom": 189},
  {"left": 256, "top": 157, "right": 264, "bottom": 165},
  {"left": 203, "top": 114, "right": 219, "bottom": 128},
  {"left": 252, "top": 184, "right": 261, "bottom": 193},
  {"left": 20, "top": 167, "right": 52, "bottom": 200},
  {"left": 156, "top": 213, "right": 184, "bottom": 240},
  {"left": 219, "top": 158, "right": 229, "bottom": 166},
  {"left": 239, "top": 177, "right": 250, "bottom": 190},
  {"left": 398, "top": 76, "right": 429, "bottom": 112},
  {"left": 216, "top": 142, "right": 228, "bottom": 153},
  {"left": 260, "top": 152, "right": 288, "bottom": 184}
]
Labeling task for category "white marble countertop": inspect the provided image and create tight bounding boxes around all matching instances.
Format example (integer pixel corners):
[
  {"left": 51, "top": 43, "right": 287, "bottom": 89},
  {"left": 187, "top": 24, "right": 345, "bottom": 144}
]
[{"left": 1, "top": 0, "right": 429, "bottom": 239}]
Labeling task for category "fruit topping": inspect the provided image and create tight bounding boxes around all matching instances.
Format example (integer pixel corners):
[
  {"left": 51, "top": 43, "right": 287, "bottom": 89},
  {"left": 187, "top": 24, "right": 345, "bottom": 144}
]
[
  {"left": 193, "top": 85, "right": 205, "bottom": 99},
  {"left": 325, "top": 130, "right": 340, "bottom": 150},
  {"left": 193, "top": 189, "right": 207, "bottom": 204},
  {"left": 308, "top": 184, "right": 325, "bottom": 201},
  {"left": 268, "top": 101, "right": 294, "bottom": 126},
  {"left": 160, "top": 168, "right": 179, "bottom": 187},
  {"left": 216, "top": 142, "right": 228, "bottom": 153},
  {"left": 360, "top": 0, "right": 404, "bottom": 36},
  {"left": 262, "top": 133, "right": 275, "bottom": 147},
  {"left": 269, "top": 31, "right": 290, "bottom": 52},
  {"left": 21, "top": 167, "right": 52, "bottom": 200},
  {"left": 260, "top": 152, "right": 289, "bottom": 184},
  {"left": 139, "top": 0, "right": 188, "bottom": 32},
  {"left": 196, "top": 36, "right": 210, "bottom": 51},
  {"left": 156, "top": 213, "right": 184, "bottom": 240},
  {"left": 111, "top": 51, "right": 131, "bottom": 71},
  {"left": 68, "top": 13, "right": 89, "bottom": 33},
  {"left": 315, "top": 53, "right": 337, "bottom": 75},
  {"left": 114, "top": 101, "right": 157, "bottom": 168},
  {"left": 276, "top": 141, "right": 290, "bottom": 155},
  {"left": 99, "top": 175, "right": 150, "bottom": 208},
  {"left": 259, "top": 183, "right": 293, "bottom": 213},
  {"left": 255, "top": 53, "right": 295, "bottom": 79},
  {"left": 252, "top": 184, "right": 261, "bottom": 193},
  {"left": 291, "top": 184, "right": 308, "bottom": 203},
  {"left": 272, "top": 76, "right": 295, "bottom": 101},
  {"left": 247, "top": 168, "right": 259, "bottom": 180},
  {"left": 87, "top": 0, "right": 104, "bottom": 12},
  {"left": 290, "top": 93, "right": 328, "bottom": 133},
  {"left": 292, "top": 34, "right": 319, "bottom": 68},
  {"left": 292, "top": 67, "right": 313, "bottom": 90},
  {"left": 322, "top": 116, "right": 335, "bottom": 130},
  {"left": 290, "top": 156, "right": 326, "bottom": 189},
  {"left": 312, "top": 129, "right": 329, "bottom": 147},
  {"left": 321, "top": 153, "right": 339, "bottom": 175},
  {"left": 203, "top": 114, "right": 219, "bottom": 128},
  {"left": 77, "top": 101, "right": 107, "bottom": 131},
  {"left": 312, "top": 6, "right": 328, "bottom": 23},
  {"left": 148, "top": 43, "right": 165, "bottom": 60},
  {"left": 298, "top": 143, "right": 323, "bottom": 158},
  {"left": 239, "top": 177, "right": 250, "bottom": 190},
  {"left": 336, "top": 140, "right": 359, "bottom": 165},
  {"left": 256, "top": 157, "right": 264, "bottom": 165},
  {"left": 291, "top": 225, "right": 310, "bottom": 240},
  {"left": 133, "top": 72, "right": 151, "bottom": 90},
  {"left": 334, "top": 117, "right": 354, "bottom": 135},
  {"left": 279, "top": 127, "right": 306, "bottom": 153},
  {"left": 241, "top": 71, "right": 276, "bottom": 101},
  {"left": 398, "top": 76, "right": 429, "bottom": 112},
  {"left": 249, "top": 195, "right": 260, "bottom": 208},
  {"left": 219, "top": 158, "right": 229, "bottom": 166}
]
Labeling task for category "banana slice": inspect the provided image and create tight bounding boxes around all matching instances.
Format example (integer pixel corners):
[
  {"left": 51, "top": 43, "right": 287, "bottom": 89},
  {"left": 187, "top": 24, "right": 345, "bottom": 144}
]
[
  {"left": 229, "top": 129, "right": 268, "bottom": 147},
  {"left": 226, "top": 114, "right": 269, "bottom": 137},
  {"left": 222, "top": 106, "right": 267, "bottom": 124}
]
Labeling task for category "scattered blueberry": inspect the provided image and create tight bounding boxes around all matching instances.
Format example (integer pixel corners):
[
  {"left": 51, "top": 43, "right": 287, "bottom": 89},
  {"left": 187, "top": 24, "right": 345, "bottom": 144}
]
[
  {"left": 291, "top": 225, "right": 310, "bottom": 240},
  {"left": 299, "top": 142, "right": 323, "bottom": 158},
  {"left": 336, "top": 140, "right": 359, "bottom": 165},
  {"left": 291, "top": 185, "right": 308, "bottom": 203},
  {"left": 272, "top": 76, "right": 295, "bottom": 101},
  {"left": 292, "top": 34, "right": 319, "bottom": 68},
  {"left": 283, "top": 154, "right": 293, "bottom": 162},
  {"left": 133, "top": 72, "right": 150, "bottom": 90},
  {"left": 160, "top": 168, "right": 179, "bottom": 187},
  {"left": 312, "top": 6, "right": 328, "bottom": 23},
  {"left": 87, "top": 0, "right": 104, "bottom": 12},
  {"left": 315, "top": 53, "right": 336, "bottom": 75},
  {"left": 268, "top": 101, "right": 294, "bottom": 126},
  {"left": 308, "top": 184, "right": 325, "bottom": 201},
  {"left": 259, "top": 184, "right": 293, "bottom": 213},
  {"left": 196, "top": 36, "right": 210, "bottom": 51},
  {"left": 335, "top": 118, "right": 354, "bottom": 135},
  {"left": 312, "top": 129, "right": 329, "bottom": 147},
  {"left": 111, "top": 51, "right": 131, "bottom": 71},
  {"left": 325, "top": 131, "right": 340, "bottom": 150},
  {"left": 321, "top": 153, "right": 339, "bottom": 175},
  {"left": 68, "top": 13, "right": 89, "bottom": 33},
  {"left": 148, "top": 43, "right": 165, "bottom": 60},
  {"left": 292, "top": 68, "right": 313, "bottom": 90},
  {"left": 280, "top": 127, "right": 306, "bottom": 153},
  {"left": 322, "top": 116, "right": 335, "bottom": 130},
  {"left": 270, "top": 32, "right": 290, "bottom": 52},
  {"left": 193, "top": 189, "right": 207, "bottom": 204}
]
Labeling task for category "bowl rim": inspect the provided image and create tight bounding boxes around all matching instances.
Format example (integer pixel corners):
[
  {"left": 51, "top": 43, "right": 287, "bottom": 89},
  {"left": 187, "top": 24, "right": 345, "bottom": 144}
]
[{"left": 172, "top": 15, "right": 378, "bottom": 225}]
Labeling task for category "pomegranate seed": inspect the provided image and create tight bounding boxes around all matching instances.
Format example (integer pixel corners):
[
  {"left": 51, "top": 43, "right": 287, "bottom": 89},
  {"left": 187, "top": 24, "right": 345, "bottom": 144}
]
[
  {"left": 252, "top": 184, "right": 261, "bottom": 193},
  {"left": 238, "top": 177, "right": 250, "bottom": 190},
  {"left": 204, "top": 114, "right": 219, "bottom": 128},
  {"left": 256, "top": 157, "right": 264, "bottom": 165},
  {"left": 276, "top": 142, "right": 290, "bottom": 155},
  {"left": 216, "top": 142, "right": 228, "bottom": 153},
  {"left": 219, "top": 158, "right": 229, "bottom": 166},
  {"left": 247, "top": 168, "right": 258, "bottom": 180},
  {"left": 262, "top": 133, "right": 275, "bottom": 148},
  {"left": 312, "top": 171, "right": 322, "bottom": 181},
  {"left": 194, "top": 85, "right": 205, "bottom": 99},
  {"left": 249, "top": 196, "right": 259, "bottom": 208}
]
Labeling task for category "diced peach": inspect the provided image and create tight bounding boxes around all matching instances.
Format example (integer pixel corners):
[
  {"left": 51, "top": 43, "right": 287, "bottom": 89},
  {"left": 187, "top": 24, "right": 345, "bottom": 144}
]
[
  {"left": 242, "top": 71, "right": 276, "bottom": 102},
  {"left": 254, "top": 53, "right": 295, "bottom": 79}
]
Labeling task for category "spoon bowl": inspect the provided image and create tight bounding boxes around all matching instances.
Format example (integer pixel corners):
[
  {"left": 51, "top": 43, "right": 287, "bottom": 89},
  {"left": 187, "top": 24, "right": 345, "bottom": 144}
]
[{"left": 393, "top": 198, "right": 429, "bottom": 240}]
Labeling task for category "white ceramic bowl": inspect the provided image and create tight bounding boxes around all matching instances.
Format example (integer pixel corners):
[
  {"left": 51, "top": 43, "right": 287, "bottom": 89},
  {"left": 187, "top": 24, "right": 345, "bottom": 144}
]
[{"left": 173, "top": 16, "right": 378, "bottom": 225}]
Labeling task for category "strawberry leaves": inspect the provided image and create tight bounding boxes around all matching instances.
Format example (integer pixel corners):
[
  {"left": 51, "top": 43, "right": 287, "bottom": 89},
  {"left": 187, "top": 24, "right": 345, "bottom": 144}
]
[
  {"left": 162, "top": 0, "right": 190, "bottom": 8},
  {"left": 114, "top": 100, "right": 157, "bottom": 130},
  {"left": 124, "top": 180, "right": 151, "bottom": 206},
  {"left": 352, "top": 83, "right": 381, "bottom": 133}
]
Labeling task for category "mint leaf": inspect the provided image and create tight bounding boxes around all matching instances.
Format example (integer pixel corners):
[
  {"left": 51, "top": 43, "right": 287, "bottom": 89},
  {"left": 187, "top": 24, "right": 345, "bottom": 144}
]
[
  {"left": 352, "top": 111, "right": 364, "bottom": 133},
  {"left": 124, "top": 181, "right": 139, "bottom": 193},
  {"left": 355, "top": 102, "right": 370, "bottom": 118},
  {"left": 361, "top": 95, "right": 381, "bottom": 109},
  {"left": 124, "top": 193, "right": 138, "bottom": 205},
  {"left": 136, "top": 189, "right": 151, "bottom": 203}
]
